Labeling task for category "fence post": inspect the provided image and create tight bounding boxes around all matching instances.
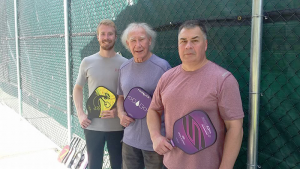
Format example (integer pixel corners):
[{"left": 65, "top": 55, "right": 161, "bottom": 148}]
[
  {"left": 64, "top": 0, "right": 72, "bottom": 144},
  {"left": 14, "top": 0, "right": 22, "bottom": 117},
  {"left": 247, "top": 0, "right": 264, "bottom": 168}
]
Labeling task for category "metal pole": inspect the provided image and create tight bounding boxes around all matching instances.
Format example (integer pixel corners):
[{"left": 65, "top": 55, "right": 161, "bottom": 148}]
[
  {"left": 64, "top": 0, "right": 72, "bottom": 144},
  {"left": 247, "top": 0, "right": 263, "bottom": 168},
  {"left": 14, "top": 0, "right": 22, "bottom": 117}
]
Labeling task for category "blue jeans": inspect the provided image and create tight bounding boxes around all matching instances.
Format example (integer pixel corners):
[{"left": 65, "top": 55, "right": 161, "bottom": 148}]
[
  {"left": 122, "top": 142, "right": 163, "bottom": 169},
  {"left": 84, "top": 129, "right": 123, "bottom": 169}
]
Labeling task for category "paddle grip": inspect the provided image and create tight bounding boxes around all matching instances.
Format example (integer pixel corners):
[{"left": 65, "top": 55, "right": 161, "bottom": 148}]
[{"left": 170, "top": 140, "right": 175, "bottom": 147}]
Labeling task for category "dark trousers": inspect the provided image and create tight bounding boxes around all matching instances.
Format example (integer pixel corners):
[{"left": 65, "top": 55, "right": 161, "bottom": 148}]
[
  {"left": 122, "top": 142, "right": 164, "bottom": 169},
  {"left": 84, "top": 129, "right": 123, "bottom": 169}
]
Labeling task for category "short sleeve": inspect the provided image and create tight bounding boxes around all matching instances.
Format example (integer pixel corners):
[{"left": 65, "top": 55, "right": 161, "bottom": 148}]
[
  {"left": 75, "top": 59, "right": 87, "bottom": 87},
  {"left": 149, "top": 77, "right": 164, "bottom": 112},
  {"left": 166, "top": 62, "right": 172, "bottom": 71},
  {"left": 218, "top": 75, "right": 244, "bottom": 120},
  {"left": 117, "top": 68, "right": 123, "bottom": 96}
]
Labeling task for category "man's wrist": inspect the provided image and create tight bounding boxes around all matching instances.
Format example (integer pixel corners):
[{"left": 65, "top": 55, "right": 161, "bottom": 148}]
[
  {"left": 77, "top": 110, "right": 85, "bottom": 116},
  {"left": 117, "top": 111, "right": 126, "bottom": 118},
  {"left": 150, "top": 132, "right": 162, "bottom": 141}
]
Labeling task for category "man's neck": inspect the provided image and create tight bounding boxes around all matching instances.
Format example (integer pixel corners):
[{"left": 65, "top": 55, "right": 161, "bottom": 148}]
[
  {"left": 99, "top": 48, "right": 116, "bottom": 58},
  {"left": 182, "top": 58, "right": 209, "bottom": 71},
  {"left": 134, "top": 52, "right": 152, "bottom": 63}
]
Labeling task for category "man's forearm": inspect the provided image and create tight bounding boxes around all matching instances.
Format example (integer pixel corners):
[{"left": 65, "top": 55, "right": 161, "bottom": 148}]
[
  {"left": 73, "top": 85, "right": 84, "bottom": 115},
  {"left": 117, "top": 96, "right": 126, "bottom": 117},
  {"left": 219, "top": 120, "right": 243, "bottom": 169},
  {"left": 147, "top": 108, "right": 162, "bottom": 140}
]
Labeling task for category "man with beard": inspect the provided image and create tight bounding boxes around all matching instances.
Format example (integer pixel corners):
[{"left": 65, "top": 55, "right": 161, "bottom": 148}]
[{"left": 73, "top": 19, "right": 127, "bottom": 169}]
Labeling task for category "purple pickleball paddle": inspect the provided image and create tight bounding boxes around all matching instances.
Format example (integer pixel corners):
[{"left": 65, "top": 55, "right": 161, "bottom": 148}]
[
  {"left": 170, "top": 110, "right": 217, "bottom": 154},
  {"left": 124, "top": 87, "right": 151, "bottom": 119}
]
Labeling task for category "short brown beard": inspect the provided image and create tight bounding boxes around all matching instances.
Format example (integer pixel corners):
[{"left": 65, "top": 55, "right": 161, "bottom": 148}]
[{"left": 100, "top": 41, "right": 115, "bottom": 50}]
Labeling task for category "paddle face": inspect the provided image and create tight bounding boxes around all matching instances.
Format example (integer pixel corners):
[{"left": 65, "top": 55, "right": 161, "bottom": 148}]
[
  {"left": 124, "top": 87, "right": 151, "bottom": 119},
  {"left": 86, "top": 86, "right": 116, "bottom": 119},
  {"left": 58, "top": 145, "right": 69, "bottom": 162},
  {"left": 58, "top": 137, "right": 77, "bottom": 163},
  {"left": 170, "top": 110, "right": 217, "bottom": 154}
]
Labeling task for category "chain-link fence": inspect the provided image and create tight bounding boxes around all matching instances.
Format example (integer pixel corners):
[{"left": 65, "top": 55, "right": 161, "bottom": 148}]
[{"left": 0, "top": 0, "right": 299, "bottom": 168}]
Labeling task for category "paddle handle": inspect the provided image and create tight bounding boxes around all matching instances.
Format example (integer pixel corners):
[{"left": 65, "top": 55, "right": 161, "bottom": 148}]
[{"left": 170, "top": 139, "right": 175, "bottom": 147}]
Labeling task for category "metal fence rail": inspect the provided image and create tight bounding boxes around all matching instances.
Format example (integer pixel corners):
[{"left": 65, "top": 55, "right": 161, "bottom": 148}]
[{"left": 0, "top": 0, "right": 299, "bottom": 168}]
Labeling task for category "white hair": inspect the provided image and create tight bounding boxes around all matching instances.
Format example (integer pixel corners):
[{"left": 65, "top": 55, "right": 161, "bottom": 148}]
[{"left": 121, "top": 23, "right": 157, "bottom": 51}]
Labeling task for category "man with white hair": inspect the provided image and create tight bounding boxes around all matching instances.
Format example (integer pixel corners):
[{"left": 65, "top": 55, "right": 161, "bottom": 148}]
[{"left": 117, "top": 22, "right": 171, "bottom": 169}]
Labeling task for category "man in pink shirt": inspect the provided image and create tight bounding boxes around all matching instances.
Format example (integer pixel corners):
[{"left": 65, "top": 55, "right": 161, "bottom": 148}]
[{"left": 147, "top": 20, "right": 244, "bottom": 169}]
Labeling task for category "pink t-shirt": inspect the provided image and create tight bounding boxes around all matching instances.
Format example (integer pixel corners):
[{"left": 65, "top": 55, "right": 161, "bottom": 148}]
[{"left": 150, "top": 61, "right": 244, "bottom": 169}]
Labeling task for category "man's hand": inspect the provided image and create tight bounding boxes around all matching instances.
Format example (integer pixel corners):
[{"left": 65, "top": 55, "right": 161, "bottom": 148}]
[
  {"left": 101, "top": 108, "right": 117, "bottom": 119},
  {"left": 119, "top": 111, "right": 135, "bottom": 127},
  {"left": 147, "top": 108, "right": 170, "bottom": 154},
  {"left": 152, "top": 134, "right": 173, "bottom": 155},
  {"left": 78, "top": 112, "right": 91, "bottom": 128}
]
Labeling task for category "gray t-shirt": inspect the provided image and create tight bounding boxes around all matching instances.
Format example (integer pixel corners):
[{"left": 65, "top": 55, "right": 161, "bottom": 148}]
[
  {"left": 117, "top": 54, "right": 171, "bottom": 151},
  {"left": 76, "top": 52, "right": 128, "bottom": 131}
]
